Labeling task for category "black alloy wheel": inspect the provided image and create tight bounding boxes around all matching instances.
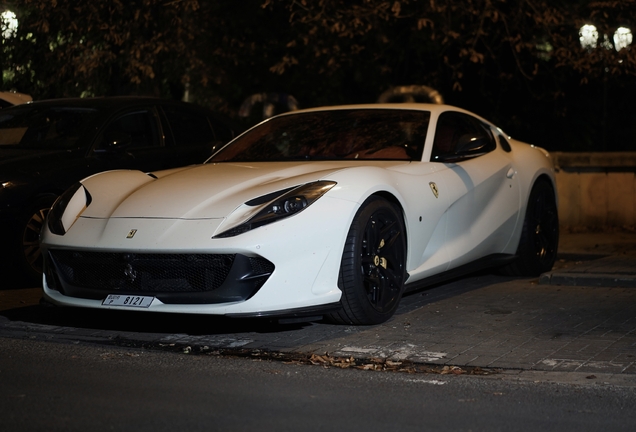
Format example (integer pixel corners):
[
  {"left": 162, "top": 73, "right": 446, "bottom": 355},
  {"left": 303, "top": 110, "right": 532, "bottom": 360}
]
[
  {"left": 502, "top": 180, "right": 559, "bottom": 277},
  {"left": 329, "top": 196, "right": 407, "bottom": 325},
  {"left": 19, "top": 194, "right": 57, "bottom": 284}
]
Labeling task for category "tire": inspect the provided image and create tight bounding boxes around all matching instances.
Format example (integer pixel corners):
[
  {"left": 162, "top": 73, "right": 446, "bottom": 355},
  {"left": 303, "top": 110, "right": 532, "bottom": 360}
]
[
  {"left": 501, "top": 180, "right": 559, "bottom": 277},
  {"left": 329, "top": 197, "right": 407, "bottom": 325},
  {"left": 17, "top": 194, "right": 57, "bottom": 285}
]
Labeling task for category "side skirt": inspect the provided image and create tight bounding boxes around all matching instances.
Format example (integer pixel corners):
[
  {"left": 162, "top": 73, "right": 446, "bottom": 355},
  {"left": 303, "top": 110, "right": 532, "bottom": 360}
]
[{"left": 404, "top": 253, "right": 517, "bottom": 293}]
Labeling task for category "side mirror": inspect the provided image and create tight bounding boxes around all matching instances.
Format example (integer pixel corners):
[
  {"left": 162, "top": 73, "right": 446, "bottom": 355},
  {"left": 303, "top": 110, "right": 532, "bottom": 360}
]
[{"left": 456, "top": 134, "right": 487, "bottom": 154}]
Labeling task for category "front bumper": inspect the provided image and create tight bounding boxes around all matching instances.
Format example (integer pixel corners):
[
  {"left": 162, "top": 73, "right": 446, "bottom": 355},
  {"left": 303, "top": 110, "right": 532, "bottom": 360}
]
[
  {"left": 41, "top": 195, "right": 357, "bottom": 316},
  {"left": 44, "top": 250, "right": 275, "bottom": 304}
]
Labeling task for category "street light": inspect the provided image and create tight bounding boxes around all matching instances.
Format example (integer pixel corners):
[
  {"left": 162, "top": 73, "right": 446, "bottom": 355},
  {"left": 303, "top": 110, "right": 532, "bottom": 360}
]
[
  {"left": 1, "top": 10, "right": 18, "bottom": 39},
  {"left": 613, "top": 27, "right": 633, "bottom": 51},
  {"left": 578, "top": 22, "right": 632, "bottom": 152},
  {"left": 579, "top": 24, "right": 598, "bottom": 49},
  {"left": 580, "top": 23, "right": 633, "bottom": 51}
]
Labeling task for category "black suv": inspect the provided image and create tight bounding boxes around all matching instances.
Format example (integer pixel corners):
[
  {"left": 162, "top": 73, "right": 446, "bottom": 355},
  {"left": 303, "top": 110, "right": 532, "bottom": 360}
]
[{"left": 0, "top": 97, "right": 240, "bottom": 283}]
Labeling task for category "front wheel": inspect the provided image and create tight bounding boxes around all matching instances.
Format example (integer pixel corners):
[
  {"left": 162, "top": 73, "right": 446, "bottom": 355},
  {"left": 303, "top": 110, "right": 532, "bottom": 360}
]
[
  {"left": 328, "top": 197, "right": 407, "bottom": 325},
  {"left": 18, "top": 194, "right": 57, "bottom": 285},
  {"left": 501, "top": 180, "right": 559, "bottom": 277}
]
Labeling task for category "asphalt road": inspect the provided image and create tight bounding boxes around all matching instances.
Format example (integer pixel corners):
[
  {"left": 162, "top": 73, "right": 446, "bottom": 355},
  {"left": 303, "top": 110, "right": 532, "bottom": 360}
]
[
  {"left": 2, "top": 337, "right": 636, "bottom": 432},
  {"left": 1, "top": 231, "right": 636, "bottom": 430}
]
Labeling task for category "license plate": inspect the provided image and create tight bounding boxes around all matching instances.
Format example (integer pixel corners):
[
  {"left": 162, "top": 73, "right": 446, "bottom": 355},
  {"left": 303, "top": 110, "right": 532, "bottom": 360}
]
[{"left": 102, "top": 294, "right": 154, "bottom": 308}]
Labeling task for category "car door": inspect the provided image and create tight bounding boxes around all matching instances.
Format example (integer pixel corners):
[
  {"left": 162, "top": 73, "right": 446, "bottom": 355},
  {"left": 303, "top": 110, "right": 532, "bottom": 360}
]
[{"left": 430, "top": 111, "right": 521, "bottom": 268}]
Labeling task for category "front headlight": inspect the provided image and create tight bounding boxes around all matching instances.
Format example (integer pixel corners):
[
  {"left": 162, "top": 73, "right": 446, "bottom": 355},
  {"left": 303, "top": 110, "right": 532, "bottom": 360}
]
[
  {"left": 1, "top": 180, "right": 29, "bottom": 190},
  {"left": 1, "top": 179, "right": 31, "bottom": 202},
  {"left": 214, "top": 181, "right": 337, "bottom": 238},
  {"left": 47, "top": 182, "right": 92, "bottom": 235}
]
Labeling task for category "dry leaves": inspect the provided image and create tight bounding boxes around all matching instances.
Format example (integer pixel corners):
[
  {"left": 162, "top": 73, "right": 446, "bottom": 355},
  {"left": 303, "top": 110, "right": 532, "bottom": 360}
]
[{"left": 259, "top": 351, "right": 494, "bottom": 376}]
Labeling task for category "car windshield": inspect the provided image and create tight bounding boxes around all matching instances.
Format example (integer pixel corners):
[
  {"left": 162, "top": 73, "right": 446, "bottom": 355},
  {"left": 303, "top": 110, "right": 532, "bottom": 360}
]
[
  {"left": 208, "top": 109, "right": 430, "bottom": 162},
  {"left": 0, "top": 106, "right": 99, "bottom": 149}
]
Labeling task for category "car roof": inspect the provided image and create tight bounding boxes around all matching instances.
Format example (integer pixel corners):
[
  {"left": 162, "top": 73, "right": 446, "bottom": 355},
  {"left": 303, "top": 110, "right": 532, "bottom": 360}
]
[
  {"left": 9, "top": 96, "right": 208, "bottom": 111},
  {"left": 274, "top": 103, "right": 492, "bottom": 126},
  {"left": 288, "top": 103, "right": 468, "bottom": 115}
]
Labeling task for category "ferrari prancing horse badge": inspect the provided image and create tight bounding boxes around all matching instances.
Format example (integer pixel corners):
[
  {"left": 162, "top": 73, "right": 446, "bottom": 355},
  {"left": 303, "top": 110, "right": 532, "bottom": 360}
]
[{"left": 429, "top": 182, "right": 439, "bottom": 198}]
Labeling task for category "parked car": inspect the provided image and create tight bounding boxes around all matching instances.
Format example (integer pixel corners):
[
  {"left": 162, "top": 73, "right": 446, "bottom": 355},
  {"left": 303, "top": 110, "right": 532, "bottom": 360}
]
[
  {"left": 40, "top": 104, "right": 559, "bottom": 324},
  {"left": 0, "top": 96, "right": 239, "bottom": 283},
  {"left": 0, "top": 91, "right": 32, "bottom": 108}
]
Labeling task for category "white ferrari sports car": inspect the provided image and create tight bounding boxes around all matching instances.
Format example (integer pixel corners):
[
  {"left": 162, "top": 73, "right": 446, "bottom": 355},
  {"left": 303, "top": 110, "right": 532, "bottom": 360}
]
[{"left": 40, "top": 104, "right": 558, "bottom": 325}]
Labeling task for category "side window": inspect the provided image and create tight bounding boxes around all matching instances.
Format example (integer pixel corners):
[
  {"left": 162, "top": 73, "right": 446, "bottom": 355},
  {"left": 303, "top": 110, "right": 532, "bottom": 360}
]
[
  {"left": 431, "top": 112, "right": 496, "bottom": 161},
  {"left": 161, "top": 106, "right": 217, "bottom": 147},
  {"left": 100, "top": 110, "right": 160, "bottom": 149}
]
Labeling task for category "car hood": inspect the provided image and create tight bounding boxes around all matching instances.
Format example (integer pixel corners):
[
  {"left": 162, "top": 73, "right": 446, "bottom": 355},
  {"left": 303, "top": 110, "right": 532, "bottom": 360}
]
[
  {"left": 80, "top": 161, "right": 400, "bottom": 220},
  {"left": 0, "top": 148, "right": 84, "bottom": 177}
]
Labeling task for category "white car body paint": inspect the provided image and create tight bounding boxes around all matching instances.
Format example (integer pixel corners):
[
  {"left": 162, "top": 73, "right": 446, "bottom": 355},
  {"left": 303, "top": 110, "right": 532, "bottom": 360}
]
[{"left": 40, "top": 103, "right": 557, "bottom": 319}]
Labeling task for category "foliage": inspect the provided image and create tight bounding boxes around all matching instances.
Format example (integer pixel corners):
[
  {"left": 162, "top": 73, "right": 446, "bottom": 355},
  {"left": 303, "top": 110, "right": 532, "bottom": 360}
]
[
  {"left": 1, "top": 0, "right": 635, "bottom": 150},
  {"left": 260, "top": 0, "right": 636, "bottom": 150},
  {"left": 1, "top": 0, "right": 210, "bottom": 98}
]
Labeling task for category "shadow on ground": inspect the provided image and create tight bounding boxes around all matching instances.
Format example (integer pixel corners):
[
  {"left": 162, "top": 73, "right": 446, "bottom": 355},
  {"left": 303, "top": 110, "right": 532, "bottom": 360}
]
[
  {"left": 0, "top": 272, "right": 501, "bottom": 338},
  {"left": 0, "top": 303, "right": 318, "bottom": 335}
]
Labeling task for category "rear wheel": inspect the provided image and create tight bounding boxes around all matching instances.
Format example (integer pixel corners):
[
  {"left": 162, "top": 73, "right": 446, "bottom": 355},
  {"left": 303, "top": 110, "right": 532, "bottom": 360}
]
[
  {"left": 329, "top": 197, "right": 407, "bottom": 325},
  {"left": 502, "top": 180, "right": 558, "bottom": 277}
]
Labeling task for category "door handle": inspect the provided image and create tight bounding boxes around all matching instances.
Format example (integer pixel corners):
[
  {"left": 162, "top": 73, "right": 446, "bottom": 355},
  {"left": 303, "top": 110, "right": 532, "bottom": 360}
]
[{"left": 506, "top": 167, "right": 516, "bottom": 179}]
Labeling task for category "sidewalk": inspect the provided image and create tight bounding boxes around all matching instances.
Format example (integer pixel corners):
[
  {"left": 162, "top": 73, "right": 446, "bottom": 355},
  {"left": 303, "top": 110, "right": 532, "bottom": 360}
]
[
  {"left": 1, "top": 231, "right": 636, "bottom": 383},
  {"left": 540, "top": 231, "right": 636, "bottom": 288}
]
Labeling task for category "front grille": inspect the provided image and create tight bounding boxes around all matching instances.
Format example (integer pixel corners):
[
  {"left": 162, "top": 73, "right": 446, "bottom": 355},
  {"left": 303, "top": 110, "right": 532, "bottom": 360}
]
[{"left": 50, "top": 250, "right": 238, "bottom": 293}]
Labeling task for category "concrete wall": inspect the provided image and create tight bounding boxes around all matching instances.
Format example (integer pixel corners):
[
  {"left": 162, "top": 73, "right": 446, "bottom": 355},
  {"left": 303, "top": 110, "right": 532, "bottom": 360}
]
[{"left": 551, "top": 152, "right": 636, "bottom": 230}]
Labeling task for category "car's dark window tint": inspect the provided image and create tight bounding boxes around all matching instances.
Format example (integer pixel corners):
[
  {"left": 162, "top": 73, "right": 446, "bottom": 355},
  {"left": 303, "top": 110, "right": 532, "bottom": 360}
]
[
  {"left": 161, "top": 105, "right": 216, "bottom": 146},
  {"left": 0, "top": 107, "right": 99, "bottom": 149},
  {"left": 431, "top": 112, "right": 496, "bottom": 161},
  {"left": 102, "top": 110, "right": 159, "bottom": 149},
  {"left": 209, "top": 109, "right": 430, "bottom": 163}
]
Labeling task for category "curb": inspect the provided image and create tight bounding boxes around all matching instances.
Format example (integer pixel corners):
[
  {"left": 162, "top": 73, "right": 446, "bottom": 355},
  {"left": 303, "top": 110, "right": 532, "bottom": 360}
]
[
  {"left": 539, "top": 272, "right": 636, "bottom": 287},
  {"left": 539, "top": 255, "right": 636, "bottom": 287}
]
